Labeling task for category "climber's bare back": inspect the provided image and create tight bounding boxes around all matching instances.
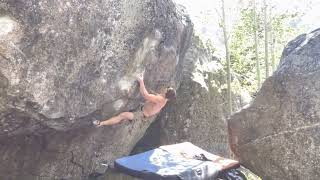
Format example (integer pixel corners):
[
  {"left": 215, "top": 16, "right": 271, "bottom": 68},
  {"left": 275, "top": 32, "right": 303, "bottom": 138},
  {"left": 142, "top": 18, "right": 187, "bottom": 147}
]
[{"left": 142, "top": 95, "right": 167, "bottom": 117}]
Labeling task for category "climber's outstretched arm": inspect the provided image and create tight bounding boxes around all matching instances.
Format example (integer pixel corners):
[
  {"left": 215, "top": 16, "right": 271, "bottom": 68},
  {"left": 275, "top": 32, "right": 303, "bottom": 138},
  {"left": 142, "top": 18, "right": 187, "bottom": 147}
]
[{"left": 136, "top": 74, "right": 160, "bottom": 103}]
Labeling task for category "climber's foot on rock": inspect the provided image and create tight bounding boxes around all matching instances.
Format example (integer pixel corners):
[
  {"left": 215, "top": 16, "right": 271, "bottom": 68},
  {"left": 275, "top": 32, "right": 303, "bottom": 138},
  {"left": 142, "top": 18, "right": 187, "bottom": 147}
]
[
  {"left": 101, "top": 160, "right": 109, "bottom": 167},
  {"left": 93, "top": 120, "right": 101, "bottom": 127}
]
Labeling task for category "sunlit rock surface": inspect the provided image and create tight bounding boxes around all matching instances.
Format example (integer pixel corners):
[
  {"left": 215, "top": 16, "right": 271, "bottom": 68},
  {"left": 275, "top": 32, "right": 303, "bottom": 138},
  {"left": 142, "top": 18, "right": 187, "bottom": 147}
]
[
  {"left": 228, "top": 28, "right": 320, "bottom": 180},
  {"left": 0, "top": 0, "right": 192, "bottom": 179}
]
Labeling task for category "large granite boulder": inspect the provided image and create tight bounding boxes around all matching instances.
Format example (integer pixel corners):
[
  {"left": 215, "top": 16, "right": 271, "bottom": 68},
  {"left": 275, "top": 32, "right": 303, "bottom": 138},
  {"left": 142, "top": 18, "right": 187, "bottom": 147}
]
[
  {"left": 228, "top": 28, "right": 320, "bottom": 179},
  {"left": 132, "top": 35, "right": 251, "bottom": 157},
  {"left": 0, "top": 0, "right": 192, "bottom": 179}
]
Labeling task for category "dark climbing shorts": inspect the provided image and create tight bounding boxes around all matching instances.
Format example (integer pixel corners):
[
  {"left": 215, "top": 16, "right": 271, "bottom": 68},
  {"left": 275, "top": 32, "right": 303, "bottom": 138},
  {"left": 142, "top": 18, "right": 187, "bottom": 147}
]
[{"left": 130, "top": 104, "right": 146, "bottom": 121}]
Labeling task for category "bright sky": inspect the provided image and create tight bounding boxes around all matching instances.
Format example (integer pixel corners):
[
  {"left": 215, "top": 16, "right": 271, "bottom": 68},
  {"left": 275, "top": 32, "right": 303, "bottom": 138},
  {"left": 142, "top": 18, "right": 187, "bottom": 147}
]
[{"left": 173, "top": 0, "right": 320, "bottom": 50}]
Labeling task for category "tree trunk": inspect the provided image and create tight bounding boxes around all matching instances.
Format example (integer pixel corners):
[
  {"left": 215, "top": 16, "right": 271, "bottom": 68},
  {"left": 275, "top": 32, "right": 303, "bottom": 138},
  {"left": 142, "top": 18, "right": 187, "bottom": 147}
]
[
  {"left": 264, "top": 0, "right": 269, "bottom": 78},
  {"left": 253, "top": 0, "right": 261, "bottom": 88},
  {"left": 221, "top": 0, "right": 232, "bottom": 115},
  {"left": 271, "top": 30, "right": 276, "bottom": 72}
]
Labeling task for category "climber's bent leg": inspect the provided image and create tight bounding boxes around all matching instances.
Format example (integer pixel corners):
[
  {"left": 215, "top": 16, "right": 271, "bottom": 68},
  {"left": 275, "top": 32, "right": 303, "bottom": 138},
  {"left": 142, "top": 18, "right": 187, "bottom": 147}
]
[{"left": 94, "top": 112, "right": 134, "bottom": 126}]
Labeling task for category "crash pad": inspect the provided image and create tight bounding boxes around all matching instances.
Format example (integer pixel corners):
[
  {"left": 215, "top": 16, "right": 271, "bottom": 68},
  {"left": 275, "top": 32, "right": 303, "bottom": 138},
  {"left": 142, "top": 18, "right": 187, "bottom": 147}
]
[{"left": 114, "top": 142, "right": 239, "bottom": 180}]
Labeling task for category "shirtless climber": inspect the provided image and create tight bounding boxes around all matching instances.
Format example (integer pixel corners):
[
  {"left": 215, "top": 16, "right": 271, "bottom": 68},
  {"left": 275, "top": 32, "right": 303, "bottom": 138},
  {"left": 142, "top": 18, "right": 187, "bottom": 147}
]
[{"left": 93, "top": 73, "right": 176, "bottom": 127}]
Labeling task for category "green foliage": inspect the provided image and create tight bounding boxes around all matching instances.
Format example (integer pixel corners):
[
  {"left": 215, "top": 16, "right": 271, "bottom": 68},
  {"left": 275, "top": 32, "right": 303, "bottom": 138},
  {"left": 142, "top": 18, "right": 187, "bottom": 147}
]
[
  {"left": 194, "top": 35, "right": 216, "bottom": 54},
  {"left": 228, "top": 8, "right": 259, "bottom": 93},
  {"left": 225, "top": 1, "right": 302, "bottom": 94},
  {"left": 205, "top": 39, "right": 216, "bottom": 54},
  {"left": 194, "top": 1, "right": 303, "bottom": 96}
]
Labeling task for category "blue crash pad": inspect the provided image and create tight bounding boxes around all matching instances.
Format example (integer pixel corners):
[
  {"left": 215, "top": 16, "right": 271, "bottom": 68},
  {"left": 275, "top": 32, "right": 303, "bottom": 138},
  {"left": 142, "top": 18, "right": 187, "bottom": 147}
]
[{"left": 114, "top": 142, "right": 239, "bottom": 180}]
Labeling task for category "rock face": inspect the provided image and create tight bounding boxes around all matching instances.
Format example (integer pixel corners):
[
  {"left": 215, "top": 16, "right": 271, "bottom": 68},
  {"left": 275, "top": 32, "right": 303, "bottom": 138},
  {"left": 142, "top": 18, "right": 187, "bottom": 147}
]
[
  {"left": 228, "top": 29, "right": 320, "bottom": 180},
  {"left": 0, "top": 0, "right": 192, "bottom": 179},
  {"left": 132, "top": 36, "right": 251, "bottom": 157}
]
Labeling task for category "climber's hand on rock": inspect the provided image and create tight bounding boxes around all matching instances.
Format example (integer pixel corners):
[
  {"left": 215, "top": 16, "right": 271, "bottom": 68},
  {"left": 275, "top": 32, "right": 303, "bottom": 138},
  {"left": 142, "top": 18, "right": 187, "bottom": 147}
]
[{"left": 136, "top": 73, "right": 144, "bottom": 83}]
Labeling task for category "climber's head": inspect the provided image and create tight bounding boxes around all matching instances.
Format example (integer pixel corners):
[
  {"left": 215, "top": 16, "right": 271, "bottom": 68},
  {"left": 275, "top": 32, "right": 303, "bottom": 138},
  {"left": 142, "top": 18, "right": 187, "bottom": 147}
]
[{"left": 164, "top": 87, "right": 176, "bottom": 101}]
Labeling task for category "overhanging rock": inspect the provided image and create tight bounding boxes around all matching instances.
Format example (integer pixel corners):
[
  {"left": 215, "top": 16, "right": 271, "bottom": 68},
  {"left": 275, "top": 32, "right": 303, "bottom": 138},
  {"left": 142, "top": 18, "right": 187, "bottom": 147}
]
[{"left": 0, "top": 0, "right": 193, "bottom": 179}]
